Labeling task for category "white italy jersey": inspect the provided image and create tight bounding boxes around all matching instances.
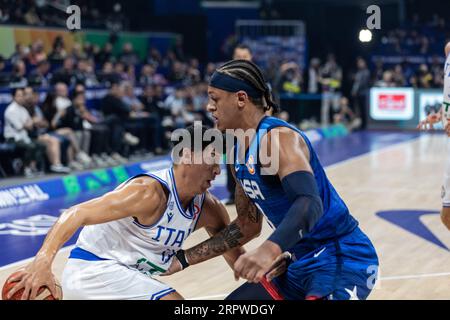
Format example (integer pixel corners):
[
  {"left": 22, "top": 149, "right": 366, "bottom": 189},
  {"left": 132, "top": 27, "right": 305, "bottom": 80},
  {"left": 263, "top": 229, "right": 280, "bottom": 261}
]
[
  {"left": 442, "top": 52, "right": 450, "bottom": 207},
  {"left": 74, "top": 167, "right": 205, "bottom": 276}
]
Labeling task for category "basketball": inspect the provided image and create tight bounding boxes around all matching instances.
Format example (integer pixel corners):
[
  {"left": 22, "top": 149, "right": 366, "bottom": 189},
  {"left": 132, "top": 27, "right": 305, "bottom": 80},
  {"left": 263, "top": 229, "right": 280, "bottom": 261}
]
[{"left": 2, "top": 271, "right": 62, "bottom": 300}]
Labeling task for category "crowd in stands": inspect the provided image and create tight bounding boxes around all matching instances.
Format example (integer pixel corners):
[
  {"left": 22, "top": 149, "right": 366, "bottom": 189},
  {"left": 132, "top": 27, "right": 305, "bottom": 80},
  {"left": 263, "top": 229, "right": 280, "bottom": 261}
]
[
  {"left": 0, "top": 0, "right": 127, "bottom": 31},
  {"left": 0, "top": 36, "right": 215, "bottom": 178}
]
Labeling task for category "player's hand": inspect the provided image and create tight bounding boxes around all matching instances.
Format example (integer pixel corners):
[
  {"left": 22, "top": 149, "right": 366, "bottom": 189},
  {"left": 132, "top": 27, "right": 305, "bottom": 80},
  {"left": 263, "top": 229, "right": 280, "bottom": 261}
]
[
  {"left": 417, "top": 113, "right": 441, "bottom": 130},
  {"left": 6, "top": 256, "right": 60, "bottom": 300},
  {"left": 265, "top": 251, "right": 292, "bottom": 282},
  {"left": 233, "top": 240, "right": 282, "bottom": 283},
  {"left": 160, "top": 256, "right": 183, "bottom": 276}
]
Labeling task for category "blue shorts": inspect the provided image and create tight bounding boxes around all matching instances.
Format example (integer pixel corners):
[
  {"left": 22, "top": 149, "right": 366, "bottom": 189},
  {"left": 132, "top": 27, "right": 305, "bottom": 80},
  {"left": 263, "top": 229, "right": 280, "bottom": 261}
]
[{"left": 272, "top": 227, "right": 379, "bottom": 300}]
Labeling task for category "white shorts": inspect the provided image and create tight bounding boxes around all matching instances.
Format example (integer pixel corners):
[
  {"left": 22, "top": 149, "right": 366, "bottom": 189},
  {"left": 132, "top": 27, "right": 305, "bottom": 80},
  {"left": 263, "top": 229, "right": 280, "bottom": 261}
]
[
  {"left": 443, "top": 139, "right": 450, "bottom": 207},
  {"left": 61, "top": 258, "right": 175, "bottom": 300}
]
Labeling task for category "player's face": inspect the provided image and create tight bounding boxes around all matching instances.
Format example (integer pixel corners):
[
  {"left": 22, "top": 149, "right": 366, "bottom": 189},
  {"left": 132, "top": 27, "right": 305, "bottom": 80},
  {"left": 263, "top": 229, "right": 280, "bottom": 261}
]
[
  {"left": 190, "top": 144, "right": 221, "bottom": 193},
  {"left": 233, "top": 48, "right": 252, "bottom": 61},
  {"left": 207, "top": 87, "right": 240, "bottom": 131}
]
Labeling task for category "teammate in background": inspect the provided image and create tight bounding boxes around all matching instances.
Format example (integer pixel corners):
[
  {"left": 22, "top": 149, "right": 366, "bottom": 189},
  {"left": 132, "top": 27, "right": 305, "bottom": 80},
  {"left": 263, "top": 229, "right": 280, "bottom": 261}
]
[
  {"left": 5, "top": 125, "right": 285, "bottom": 300},
  {"left": 417, "top": 42, "right": 450, "bottom": 230},
  {"left": 163, "top": 60, "right": 379, "bottom": 300}
]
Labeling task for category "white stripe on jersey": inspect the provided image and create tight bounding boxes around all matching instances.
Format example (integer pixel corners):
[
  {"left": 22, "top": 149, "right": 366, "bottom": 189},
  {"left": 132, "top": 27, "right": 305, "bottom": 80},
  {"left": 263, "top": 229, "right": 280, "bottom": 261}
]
[{"left": 75, "top": 167, "right": 205, "bottom": 276}]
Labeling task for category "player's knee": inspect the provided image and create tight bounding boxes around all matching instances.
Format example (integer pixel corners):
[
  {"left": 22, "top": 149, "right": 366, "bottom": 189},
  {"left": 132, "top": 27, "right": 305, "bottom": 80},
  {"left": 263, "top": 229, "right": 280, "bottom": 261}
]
[{"left": 441, "top": 209, "right": 450, "bottom": 230}]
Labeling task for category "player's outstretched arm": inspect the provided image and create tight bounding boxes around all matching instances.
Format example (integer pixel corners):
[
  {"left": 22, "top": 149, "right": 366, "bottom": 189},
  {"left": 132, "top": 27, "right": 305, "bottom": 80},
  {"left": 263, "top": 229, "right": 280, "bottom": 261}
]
[{"left": 6, "top": 176, "right": 164, "bottom": 300}]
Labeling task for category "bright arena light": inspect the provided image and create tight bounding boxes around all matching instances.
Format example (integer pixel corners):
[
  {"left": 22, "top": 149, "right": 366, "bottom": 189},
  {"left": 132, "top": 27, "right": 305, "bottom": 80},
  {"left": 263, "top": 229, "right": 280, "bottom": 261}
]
[{"left": 359, "top": 29, "right": 373, "bottom": 42}]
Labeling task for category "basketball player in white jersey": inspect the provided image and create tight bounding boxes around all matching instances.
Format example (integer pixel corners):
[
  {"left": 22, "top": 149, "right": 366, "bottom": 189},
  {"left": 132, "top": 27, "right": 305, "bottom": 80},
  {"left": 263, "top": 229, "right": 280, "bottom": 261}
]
[
  {"left": 6, "top": 124, "right": 288, "bottom": 300},
  {"left": 417, "top": 42, "right": 450, "bottom": 230}
]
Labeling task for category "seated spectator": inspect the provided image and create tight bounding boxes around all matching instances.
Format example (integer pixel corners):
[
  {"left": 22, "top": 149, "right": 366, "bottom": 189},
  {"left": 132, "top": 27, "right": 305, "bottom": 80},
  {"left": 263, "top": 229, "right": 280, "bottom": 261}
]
[
  {"left": 375, "top": 70, "right": 396, "bottom": 87},
  {"left": 95, "top": 42, "right": 114, "bottom": 65},
  {"left": 122, "top": 82, "right": 162, "bottom": 153},
  {"left": 28, "top": 60, "right": 52, "bottom": 88},
  {"left": 332, "top": 96, "right": 361, "bottom": 131},
  {"left": 23, "top": 86, "right": 70, "bottom": 173},
  {"left": 9, "top": 43, "right": 28, "bottom": 65},
  {"left": 71, "top": 90, "right": 117, "bottom": 167},
  {"left": 73, "top": 58, "right": 98, "bottom": 87},
  {"left": 10, "top": 60, "right": 28, "bottom": 88},
  {"left": 3, "top": 87, "right": 46, "bottom": 177},
  {"left": 139, "top": 64, "right": 158, "bottom": 87},
  {"left": 119, "top": 43, "right": 139, "bottom": 66},
  {"left": 101, "top": 81, "right": 139, "bottom": 161},
  {"left": 48, "top": 36, "right": 67, "bottom": 63},
  {"left": 97, "top": 61, "right": 118, "bottom": 85},
  {"left": 0, "top": 55, "right": 10, "bottom": 86},
  {"left": 51, "top": 57, "right": 75, "bottom": 86},
  {"left": 41, "top": 84, "right": 91, "bottom": 171},
  {"left": 392, "top": 64, "right": 406, "bottom": 86},
  {"left": 417, "top": 64, "right": 433, "bottom": 88},
  {"left": 28, "top": 39, "right": 47, "bottom": 66}
]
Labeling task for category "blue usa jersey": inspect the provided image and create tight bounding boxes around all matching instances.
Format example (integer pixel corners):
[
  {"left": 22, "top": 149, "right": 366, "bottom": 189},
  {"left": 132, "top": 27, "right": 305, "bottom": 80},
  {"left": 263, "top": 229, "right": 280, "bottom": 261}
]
[{"left": 234, "top": 116, "right": 358, "bottom": 256}]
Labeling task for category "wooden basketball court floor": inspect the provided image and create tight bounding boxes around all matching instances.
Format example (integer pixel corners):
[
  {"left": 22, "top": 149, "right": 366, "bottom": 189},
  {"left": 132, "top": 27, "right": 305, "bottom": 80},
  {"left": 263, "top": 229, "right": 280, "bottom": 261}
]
[{"left": 1, "top": 132, "right": 449, "bottom": 299}]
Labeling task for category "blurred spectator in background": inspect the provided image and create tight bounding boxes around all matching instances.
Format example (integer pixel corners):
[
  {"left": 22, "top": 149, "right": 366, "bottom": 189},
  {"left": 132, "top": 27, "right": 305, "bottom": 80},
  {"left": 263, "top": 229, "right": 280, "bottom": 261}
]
[
  {"left": 10, "top": 43, "right": 28, "bottom": 65},
  {"left": 10, "top": 60, "right": 28, "bottom": 88},
  {"left": 101, "top": 81, "right": 139, "bottom": 162},
  {"left": 319, "top": 54, "right": 342, "bottom": 126},
  {"left": 120, "top": 43, "right": 139, "bottom": 66},
  {"left": 96, "top": 42, "right": 114, "bottom": 65},
  {"left": 28, "top": 39, "right": 47, "bottom": 66},
  {"left": 41, "top": 83, "right": 91, "bottom": 171},
  {"left": 3, "top": 88, "right": 46, "bottom": 177},
  {"left": 351, "top": 57, "right": 370, "bottom": 129},
  {"left": 332, "top": 96, "right": 361, "bottom": 131},
  {"left": 375, "top": 70, "right": 396, "bottom": 87},
  {"left": 417, "top": 64, "right": 433, "bottom": 88},
  {"left": 48, "top": 36, "right": 67, "bottom": 62},
  {"left": 51, "top": 57, "right": 75, "bottom": 86},
  {"left": 233, "top": 44, "right": 253, "bottom": 61},
  {"left": 23, "top": 86, "right": 70, "bottom": 174},
  {"left": 277, "top": 62, "right": 303, "bottom": 95},
  {"left": 73, "top": 58, "right": 99, "bottom": 87},
  {"left": 307, "top": 57, "right": 321, "bottom": 94},
  {"left": 28, "top": 59, "right": 52, "bottom": 87},
  {"left": 392, "top": 64, "right": 406, "bottom": 86}
]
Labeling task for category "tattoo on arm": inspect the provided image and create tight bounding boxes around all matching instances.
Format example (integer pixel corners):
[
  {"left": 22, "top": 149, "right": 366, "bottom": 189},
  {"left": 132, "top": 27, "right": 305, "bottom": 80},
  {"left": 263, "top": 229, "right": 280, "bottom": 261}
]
[
  {"left": 184, "top": 165, "right": 261, "bottom": 265},
  {"left": 186, "top": 221, "right": 243, "bottom": 264},
  {"left": 235, "top": 180, "right": 261, "bottom": 223}
]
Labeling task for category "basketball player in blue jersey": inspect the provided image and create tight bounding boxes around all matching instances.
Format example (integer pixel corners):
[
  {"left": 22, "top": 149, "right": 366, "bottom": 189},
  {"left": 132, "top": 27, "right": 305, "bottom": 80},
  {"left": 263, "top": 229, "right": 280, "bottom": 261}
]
[
  {"left": 164, "top": 60, "right": 379, "bottom": 300},
  {"left": 5, "top": 125, "right": 286, "bottom": 300}
]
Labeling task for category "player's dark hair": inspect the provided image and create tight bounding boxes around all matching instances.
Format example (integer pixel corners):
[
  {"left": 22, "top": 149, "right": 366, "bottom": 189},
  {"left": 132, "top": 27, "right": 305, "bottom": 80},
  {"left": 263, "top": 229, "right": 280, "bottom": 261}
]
[
  {"left": 234, "top": 43, "right": 252, "bottom": 53},
  {"left": 216, "top": 59, "right": 280, "bottom": 113},
  {"left": 172, "top": 124, "right": 219, "bottom": 154}
]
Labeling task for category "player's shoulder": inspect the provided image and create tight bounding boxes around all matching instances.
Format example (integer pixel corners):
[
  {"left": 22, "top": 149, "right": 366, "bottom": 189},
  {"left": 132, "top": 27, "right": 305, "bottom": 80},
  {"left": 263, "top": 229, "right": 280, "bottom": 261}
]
[
  {"left": 263, "top": 124, "right": 307, "bottom": 149},
  {"left": 125, "top": 175, "right": 169, "bottom": 204}
]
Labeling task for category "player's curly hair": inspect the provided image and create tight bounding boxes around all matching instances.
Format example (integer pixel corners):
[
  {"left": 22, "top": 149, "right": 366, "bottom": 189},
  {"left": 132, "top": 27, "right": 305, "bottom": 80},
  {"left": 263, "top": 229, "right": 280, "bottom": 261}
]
[{"left": 216, "top": 59, "right": 280, "bottom": 114}]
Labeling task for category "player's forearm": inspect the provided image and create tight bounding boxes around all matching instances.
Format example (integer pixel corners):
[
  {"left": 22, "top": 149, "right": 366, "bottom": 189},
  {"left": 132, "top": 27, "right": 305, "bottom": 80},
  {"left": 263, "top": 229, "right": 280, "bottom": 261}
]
[
  {"left": 36, "top": 207, "right": 85, "bottom": 263},
  {"left": 185, "top": 219, "right": 256, "bottom": 266}
]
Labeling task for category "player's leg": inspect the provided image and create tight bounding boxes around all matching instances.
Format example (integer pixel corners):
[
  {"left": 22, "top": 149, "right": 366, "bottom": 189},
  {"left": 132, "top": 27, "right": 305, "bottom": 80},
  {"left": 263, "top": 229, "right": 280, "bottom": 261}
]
[
  {"left": 304, "top": 228, "right": 379, "bottom": 300},
  {"left": 62, "top": 258, "right": 180, "bottom": 300}
]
